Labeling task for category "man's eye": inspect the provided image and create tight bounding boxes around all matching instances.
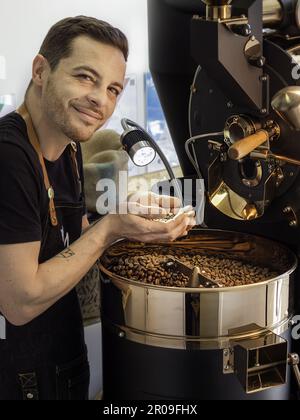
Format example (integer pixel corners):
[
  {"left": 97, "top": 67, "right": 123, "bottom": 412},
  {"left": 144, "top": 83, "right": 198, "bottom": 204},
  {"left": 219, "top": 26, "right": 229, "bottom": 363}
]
[
  {"left": 109, "top": 87, "right": 121, "bottom": 97},
  {"left": 77, "top": 74, "right": 94, "bottom": 82}
]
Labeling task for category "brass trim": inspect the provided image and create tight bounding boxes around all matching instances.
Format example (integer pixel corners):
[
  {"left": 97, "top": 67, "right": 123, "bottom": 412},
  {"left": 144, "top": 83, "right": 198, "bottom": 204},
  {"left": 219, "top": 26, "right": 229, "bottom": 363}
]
[
  {"left": 242, "top": 203, "right": 260, "bottom": 220},
  {"left": 208, "top": 157, "right": 261, "bottom": 220},
  {"left": 206, "top": 5, "right": 232, "bottom": 20},
  {"left": 263, "top": 0, "right": 283, "bottom": 27},
  {"left": 201, "top": 0, "right": 232, "bottom": 20},
  {"left": 201, "top": 0, "right": 283, "bottom": 26},
  {"left": 209, "top": 180, "right": 259, "bottom": 220},
  {"left": 208, "top": 150, "right": 278, "bottom": 220}
]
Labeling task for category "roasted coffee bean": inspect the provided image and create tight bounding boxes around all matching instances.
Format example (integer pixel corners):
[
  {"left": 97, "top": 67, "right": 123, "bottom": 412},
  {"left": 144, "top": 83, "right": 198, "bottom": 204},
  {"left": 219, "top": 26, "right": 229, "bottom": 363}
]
[
  {"left": 152, "top": 213, "right": 175, "bottom": 223},
  {"left": 104, "top": 248, "right": 280, "bottom": 288}
]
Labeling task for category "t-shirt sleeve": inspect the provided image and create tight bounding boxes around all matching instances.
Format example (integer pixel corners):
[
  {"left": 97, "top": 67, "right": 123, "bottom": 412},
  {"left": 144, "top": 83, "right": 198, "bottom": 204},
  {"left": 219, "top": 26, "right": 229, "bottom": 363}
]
[{"left": 0, "top": 142, "right": 42, "bottom": 244}]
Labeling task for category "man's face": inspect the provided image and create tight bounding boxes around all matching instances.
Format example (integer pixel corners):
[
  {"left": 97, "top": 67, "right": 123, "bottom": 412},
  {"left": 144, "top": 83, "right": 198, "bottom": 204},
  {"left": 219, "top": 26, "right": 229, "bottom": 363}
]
[{"left": 41, "top": 36, "right": 126, "bottom": 142}]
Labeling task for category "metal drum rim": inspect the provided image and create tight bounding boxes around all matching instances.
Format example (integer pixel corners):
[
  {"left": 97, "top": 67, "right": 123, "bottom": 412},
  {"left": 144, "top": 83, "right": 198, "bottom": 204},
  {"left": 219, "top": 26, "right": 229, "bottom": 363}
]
[{"left": 99, "top": 228, "right": 298, "bottom": 294}]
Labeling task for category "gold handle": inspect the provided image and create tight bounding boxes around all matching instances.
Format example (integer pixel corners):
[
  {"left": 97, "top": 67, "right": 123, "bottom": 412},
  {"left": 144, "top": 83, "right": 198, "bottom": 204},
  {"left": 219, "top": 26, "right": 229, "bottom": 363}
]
[{"left": 228, "top": 130, "right": 269, "bottom": 160}]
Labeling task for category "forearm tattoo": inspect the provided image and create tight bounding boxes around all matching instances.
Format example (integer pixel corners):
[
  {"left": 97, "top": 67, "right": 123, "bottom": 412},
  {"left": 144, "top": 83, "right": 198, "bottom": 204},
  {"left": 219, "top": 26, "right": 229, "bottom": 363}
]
[{"left": 57, "top": 247, "right": 76, "bottom": 259}]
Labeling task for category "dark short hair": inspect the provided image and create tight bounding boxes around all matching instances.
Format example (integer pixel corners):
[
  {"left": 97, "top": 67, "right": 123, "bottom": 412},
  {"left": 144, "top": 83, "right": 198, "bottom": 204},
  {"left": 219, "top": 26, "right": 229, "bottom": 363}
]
[{"left": 39, "top": 15, "right": 129, "bottom": 70}]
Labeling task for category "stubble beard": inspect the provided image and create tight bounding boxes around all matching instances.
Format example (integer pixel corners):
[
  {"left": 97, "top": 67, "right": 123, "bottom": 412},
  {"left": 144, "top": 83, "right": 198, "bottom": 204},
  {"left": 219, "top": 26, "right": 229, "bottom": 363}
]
[{"left": 43, "top": 79, "right": 100, "bottom": 142}]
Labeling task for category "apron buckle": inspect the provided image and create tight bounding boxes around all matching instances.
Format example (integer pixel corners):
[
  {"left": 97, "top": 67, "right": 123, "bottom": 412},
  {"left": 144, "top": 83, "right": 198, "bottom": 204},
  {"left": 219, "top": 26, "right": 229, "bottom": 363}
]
[
  {"left": 70, "top": 141, "right": 77, "bottom": 152},
  {"left": 48, "top": 187, "right": 55, "bottom": 200}
]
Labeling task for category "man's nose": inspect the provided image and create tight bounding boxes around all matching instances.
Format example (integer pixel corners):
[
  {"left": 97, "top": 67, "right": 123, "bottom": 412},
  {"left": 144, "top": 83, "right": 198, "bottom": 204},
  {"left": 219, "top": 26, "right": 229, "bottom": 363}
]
[{"left": 87, "top": 87, "right": 108, "bottom": 109}]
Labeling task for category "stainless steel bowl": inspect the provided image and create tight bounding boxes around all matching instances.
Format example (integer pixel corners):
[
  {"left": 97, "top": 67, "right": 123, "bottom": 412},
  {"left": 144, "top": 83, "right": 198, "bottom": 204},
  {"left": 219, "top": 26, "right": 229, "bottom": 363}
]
[{"left": 99, "top": 229, "right": 297, "bottom": 350}]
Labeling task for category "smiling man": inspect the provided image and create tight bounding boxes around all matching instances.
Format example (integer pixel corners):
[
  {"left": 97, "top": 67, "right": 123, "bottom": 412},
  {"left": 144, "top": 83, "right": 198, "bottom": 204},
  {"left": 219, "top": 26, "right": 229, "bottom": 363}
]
[{"left": 0, "top": 16, "right": 195, "bottom": 400}]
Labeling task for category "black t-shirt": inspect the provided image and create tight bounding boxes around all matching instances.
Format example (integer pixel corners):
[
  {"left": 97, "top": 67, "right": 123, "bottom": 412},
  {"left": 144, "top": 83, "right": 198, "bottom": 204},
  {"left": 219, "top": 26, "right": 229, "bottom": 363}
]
[
  {"left": 0, "top": 111, "right": 85, "bottom": 248},
  {"left": 0, "top": 112, "right": 87, "bottom": 363}
]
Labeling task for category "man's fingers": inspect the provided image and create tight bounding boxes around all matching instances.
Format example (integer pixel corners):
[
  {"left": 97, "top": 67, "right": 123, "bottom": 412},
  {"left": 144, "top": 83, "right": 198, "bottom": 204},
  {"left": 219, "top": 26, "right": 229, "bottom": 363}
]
[
  {"left": 125, "top": 207, "right": 197, "bottom": 243},
  {"left": 156, "top": 212, "right": 197, "bottom": 241},
  {"left": 139, "top": 206, "right": 169, "bottom": 219},
  {"left": 171, "top": 207, "right": 195, "bottom": 221},
  {"left": 132, "top": 191, "right": 182, "bottom": 211},
  {"left": 170, "top": 217, "right": 196, "bottom": 240},
  {"left": 128, "top": 202, "right": 168, "bottom": 217},
  {"left": 129, "top": 199, "right": 195, "bottom": 222},
  {"left": 153, "top": 194, "right": 182, "bottom": 211},
  {"left": 131, "top": 193, "right": 195, "bottom": 220}
]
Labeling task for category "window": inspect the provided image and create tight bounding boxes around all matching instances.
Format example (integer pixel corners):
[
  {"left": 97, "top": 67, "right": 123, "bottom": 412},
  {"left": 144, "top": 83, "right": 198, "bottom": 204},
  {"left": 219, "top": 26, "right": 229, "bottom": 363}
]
[
  {"left": 144, "top": 72, "right": 181, "bottom": 174},
  {"left": 105, "top": 72, "right": 181, "bottom": 178},
  {"left": 0, "top": 94, "right": 15, "bottom": 117}
]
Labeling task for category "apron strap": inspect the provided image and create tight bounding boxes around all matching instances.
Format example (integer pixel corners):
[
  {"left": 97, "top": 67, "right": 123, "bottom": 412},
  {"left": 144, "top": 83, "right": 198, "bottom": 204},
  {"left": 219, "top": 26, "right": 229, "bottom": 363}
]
[
  {"left": 70, "top": 141, "right": 82, "bottom": 195},
  {"left": 17, "top": 103, "right": 58, "bottom": 227},
  {"left": 17, "top": 103, "right": 81, "bottom": 226},
  {"left": 16, "top": 103, "right": 80, "bottom": 228}
]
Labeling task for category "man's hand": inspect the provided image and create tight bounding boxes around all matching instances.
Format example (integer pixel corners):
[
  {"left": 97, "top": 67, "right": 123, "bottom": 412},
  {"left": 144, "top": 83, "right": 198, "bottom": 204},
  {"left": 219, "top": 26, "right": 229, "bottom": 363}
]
[
  {"left": 127, "top": 191, "right": 182, "bottom": 219},
  {"left": 108, "top": 207, "right": 196, "bottom": 244}
]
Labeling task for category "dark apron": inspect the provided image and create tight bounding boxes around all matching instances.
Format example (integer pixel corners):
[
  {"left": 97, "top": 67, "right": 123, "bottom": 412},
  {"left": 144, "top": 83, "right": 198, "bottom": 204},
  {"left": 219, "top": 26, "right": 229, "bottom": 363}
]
[{"left": 0, "top": 109, "right": 90, "bottom": 400}]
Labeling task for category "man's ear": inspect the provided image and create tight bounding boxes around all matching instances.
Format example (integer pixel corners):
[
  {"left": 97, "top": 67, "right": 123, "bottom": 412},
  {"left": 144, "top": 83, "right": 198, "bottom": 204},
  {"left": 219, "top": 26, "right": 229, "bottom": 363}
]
[{"left": 31, "top": 54, "right": 50, "bottom": 87}]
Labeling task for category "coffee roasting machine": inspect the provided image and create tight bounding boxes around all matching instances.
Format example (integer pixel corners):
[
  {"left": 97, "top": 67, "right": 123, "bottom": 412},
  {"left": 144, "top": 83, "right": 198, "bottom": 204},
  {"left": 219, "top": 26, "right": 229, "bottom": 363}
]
[{"left": 99, "top": 0, "right": 300, "bottom": 399}]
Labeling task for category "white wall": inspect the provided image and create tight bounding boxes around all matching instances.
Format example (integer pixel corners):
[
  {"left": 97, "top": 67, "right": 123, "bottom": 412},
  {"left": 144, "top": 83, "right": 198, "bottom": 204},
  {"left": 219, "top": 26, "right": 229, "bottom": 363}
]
[{"left": 0, "top": 0, "right": 148, "bottom": 123}]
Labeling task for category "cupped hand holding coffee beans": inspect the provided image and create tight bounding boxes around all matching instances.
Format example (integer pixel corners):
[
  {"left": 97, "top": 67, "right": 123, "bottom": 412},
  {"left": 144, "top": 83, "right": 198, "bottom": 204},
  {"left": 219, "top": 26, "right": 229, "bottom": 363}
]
[
  {"left": 127, "top": 191, "right": 182, "bottom": 219},
  {"left": 108, "top": 206, "right": 196, "bottom": 243},
  {"left": 104, "top": 192, "right": 196, "bottom": 243}
]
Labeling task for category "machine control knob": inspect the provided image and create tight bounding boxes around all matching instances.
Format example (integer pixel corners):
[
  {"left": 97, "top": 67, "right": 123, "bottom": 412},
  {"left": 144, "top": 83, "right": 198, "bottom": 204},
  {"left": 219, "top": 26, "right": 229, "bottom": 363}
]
[
  {"left": 227, "top": 23, "right": 252, "bottom": 37},
  {"left": 244, "top": 37, "right": 265, "bottom": 68},
  {"left": 229, "top": 23, "right": 252, "bottom": 37},
  {"left": 248, "top": 55, "right": 266, "bottom": 68}
]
